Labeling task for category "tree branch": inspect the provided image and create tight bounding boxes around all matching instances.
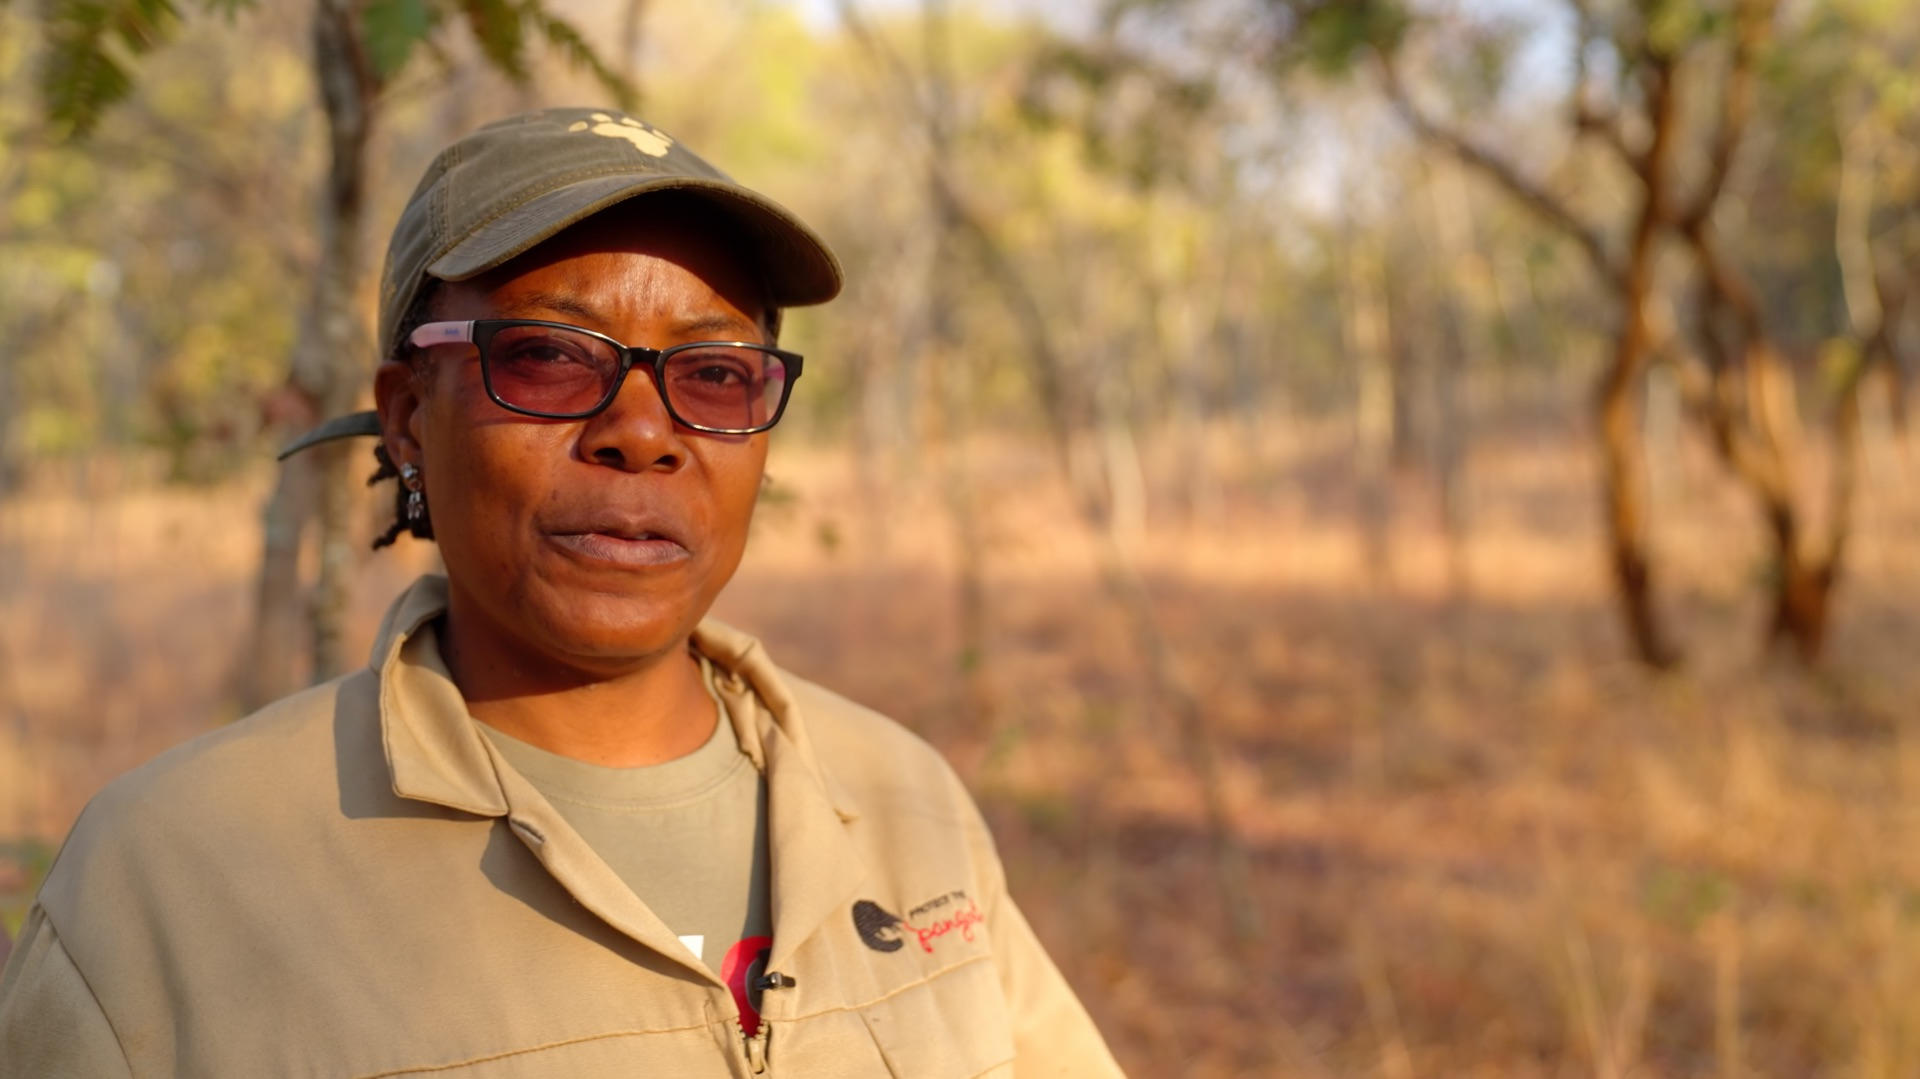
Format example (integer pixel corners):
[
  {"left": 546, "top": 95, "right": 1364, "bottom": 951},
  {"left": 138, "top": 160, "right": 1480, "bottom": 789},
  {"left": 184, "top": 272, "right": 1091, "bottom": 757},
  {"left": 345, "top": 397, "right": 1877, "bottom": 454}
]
[
  {"left": 1873, "top": 266, "right": 1912, "bottom": 434},
  {"left": 836, "top": 0, "right": 1264, "bottom": 939},
  {"left": 1377, "top": 53, "right": 1622, "bottom": 288},
  {"left": 835, "top": 0, "right": 1075, "bottom": 455},
  {"left": 1574, "top": 100, "right": 1640, "bottom": 174},
  {"left": 1680, "top": 283, "right": 1792, "bottom": 510},
  {"left": 1672, "top": 0, "right": 1775, "bottom": 230},
  {"left": 1567, "top": 0, "right": 1642, "bottom": 174}
]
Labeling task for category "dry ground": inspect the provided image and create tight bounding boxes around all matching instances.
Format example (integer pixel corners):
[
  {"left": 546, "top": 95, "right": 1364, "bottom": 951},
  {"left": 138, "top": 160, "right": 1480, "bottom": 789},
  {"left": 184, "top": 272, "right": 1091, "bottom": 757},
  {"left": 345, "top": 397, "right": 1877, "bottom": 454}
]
[{"left": 3, "top": 407, "right": 1918, "bottom": 1077}]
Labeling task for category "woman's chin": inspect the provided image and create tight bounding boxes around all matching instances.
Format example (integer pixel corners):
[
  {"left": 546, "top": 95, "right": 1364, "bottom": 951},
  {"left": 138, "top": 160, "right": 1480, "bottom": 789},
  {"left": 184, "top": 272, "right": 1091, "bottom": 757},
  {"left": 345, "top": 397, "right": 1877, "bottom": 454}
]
[
  {"left": 520, "top": 588, "right": 706, "bottom": 669},
  {"left": 441, "top": 542, "right": 735, "bottom": 680}
]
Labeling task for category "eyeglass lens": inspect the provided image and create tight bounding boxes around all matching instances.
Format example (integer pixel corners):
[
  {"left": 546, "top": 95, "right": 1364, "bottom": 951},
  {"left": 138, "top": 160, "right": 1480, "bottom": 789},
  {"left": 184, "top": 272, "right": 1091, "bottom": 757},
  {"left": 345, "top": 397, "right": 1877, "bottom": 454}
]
[{"left": 484, "top": 323, "right": 788, "bottom": 430}]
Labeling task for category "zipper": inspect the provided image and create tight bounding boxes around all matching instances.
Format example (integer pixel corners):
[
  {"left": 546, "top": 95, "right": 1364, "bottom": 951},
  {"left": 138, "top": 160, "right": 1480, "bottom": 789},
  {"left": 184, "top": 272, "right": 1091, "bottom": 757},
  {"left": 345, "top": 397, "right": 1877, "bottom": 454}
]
[{"left": 745, "top": 1022, "right": 770, "bottom": 1074}]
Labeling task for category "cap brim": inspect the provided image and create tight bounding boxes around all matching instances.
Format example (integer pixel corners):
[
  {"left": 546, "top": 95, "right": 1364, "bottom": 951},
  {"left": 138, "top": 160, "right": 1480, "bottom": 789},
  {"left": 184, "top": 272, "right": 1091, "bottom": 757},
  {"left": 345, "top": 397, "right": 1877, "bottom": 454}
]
[
  {"left": 277, "top": 410, "right": 382, "bottom": 460},
  {"left": 427, "top": 175, "right": 843, "bottom": 308}
]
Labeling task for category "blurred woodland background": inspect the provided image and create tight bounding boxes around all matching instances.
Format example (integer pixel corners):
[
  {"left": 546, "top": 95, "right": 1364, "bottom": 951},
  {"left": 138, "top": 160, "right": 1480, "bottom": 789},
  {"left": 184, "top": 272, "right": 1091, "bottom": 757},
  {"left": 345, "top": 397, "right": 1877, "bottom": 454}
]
[{"left": 4, "top": 0, "right": 1920, "bottom": 1074}]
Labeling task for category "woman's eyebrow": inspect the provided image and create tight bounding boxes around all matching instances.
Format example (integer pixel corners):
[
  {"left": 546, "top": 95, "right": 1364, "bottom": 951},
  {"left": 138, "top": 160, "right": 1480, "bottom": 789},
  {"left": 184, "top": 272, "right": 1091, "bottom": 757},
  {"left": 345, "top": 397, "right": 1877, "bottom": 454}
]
[
  {"left": 671, "top": 312, "right": 761, "bottom": 339},
  {"left": 495, "top": 294, "right": 759, "bottom": 340},
  {"left": 502, "top": 291, "right": 603, "bottom": 323}
]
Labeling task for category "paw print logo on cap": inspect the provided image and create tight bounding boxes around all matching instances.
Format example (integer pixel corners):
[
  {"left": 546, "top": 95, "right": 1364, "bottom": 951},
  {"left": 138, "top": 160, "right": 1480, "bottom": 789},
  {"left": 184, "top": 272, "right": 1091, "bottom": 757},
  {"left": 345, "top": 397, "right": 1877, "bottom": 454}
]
[{"left": 566, "top": 112, "right": 673, "bottom": 157}]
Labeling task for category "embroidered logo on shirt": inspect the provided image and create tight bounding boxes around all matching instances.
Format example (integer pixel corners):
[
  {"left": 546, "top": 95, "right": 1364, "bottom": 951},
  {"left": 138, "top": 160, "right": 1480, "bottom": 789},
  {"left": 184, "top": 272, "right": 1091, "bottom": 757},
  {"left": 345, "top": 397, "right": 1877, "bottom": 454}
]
[
  {"left": 852, "top": 900, "right": 905, "bottom": 952},
  {"left": 853, "top": 891, "right": 983, "bottom": 954}
]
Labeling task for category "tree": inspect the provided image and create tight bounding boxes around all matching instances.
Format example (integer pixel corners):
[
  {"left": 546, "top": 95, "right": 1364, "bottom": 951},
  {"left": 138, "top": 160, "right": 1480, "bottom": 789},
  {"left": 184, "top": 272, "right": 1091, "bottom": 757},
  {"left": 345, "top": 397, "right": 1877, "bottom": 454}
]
[
  {"left": 23, "top": 0, "right": 634, "bottom": 702},
  {"left": 829, "top": 0, "right": 1267, "bottom": 939},
  {"left": 1381, "top": 0, "right": 1706, "bottom": 668},
  {"left": 1435, "top": 0, "right": 1919, "bottom": 663},
  {"left": 1071, "top": 0, "right": 1917, "bottom": 665}
]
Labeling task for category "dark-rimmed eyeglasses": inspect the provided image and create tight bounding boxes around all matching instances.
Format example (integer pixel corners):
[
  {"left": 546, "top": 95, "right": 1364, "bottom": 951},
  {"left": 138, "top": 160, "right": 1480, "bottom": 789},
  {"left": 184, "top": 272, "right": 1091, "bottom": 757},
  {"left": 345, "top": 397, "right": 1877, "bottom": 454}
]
[{"left": 409, "top": 319, "right": 803, "bottom": 435}]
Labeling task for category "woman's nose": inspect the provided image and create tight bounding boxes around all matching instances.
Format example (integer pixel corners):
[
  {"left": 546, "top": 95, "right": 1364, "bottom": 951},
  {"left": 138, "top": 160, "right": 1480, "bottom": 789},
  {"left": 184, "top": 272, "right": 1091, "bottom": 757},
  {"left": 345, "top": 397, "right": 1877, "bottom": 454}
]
[{"left": 577, "top": 361, "right": 687, "bottom": 472}]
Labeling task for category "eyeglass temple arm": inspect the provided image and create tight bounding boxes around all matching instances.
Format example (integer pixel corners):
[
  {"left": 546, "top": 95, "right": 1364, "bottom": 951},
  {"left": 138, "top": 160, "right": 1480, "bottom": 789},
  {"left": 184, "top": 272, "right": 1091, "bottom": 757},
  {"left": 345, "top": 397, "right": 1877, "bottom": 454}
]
[
  {"left": 277, "top": 322, "right": 476, "bottom": 460},
  {"left": 408, "top": 321, "right": 477, "bottom": 347}
]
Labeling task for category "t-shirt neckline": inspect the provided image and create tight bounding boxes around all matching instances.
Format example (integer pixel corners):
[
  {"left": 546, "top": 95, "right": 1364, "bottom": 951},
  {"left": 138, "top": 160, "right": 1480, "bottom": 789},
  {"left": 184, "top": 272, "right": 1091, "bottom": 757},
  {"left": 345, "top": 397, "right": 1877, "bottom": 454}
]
[{"left": 476, "top": 651, "right": 747, "bottom": 810}]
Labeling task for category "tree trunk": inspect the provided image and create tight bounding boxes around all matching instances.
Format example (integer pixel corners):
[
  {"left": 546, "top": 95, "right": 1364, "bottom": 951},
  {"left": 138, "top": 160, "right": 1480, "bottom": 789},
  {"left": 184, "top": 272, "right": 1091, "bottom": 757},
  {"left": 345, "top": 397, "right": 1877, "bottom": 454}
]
[
  {"left": 1761, "top": 339, "right": 1876, "bottom": 664},
  {"left": 1598, "top": 357, "right": 1678, "bottom": 670},
  {"left": 1421, "top": 153, "right": 1479, "bottom": 598},
  {"left": 0, "top": 311, "right": 17, "bottom": 495},
  {"left": 1344, "top": 229, "right": 1395, "bottom": 584},
  {"left": 1381, "top": 49, "right": 1682, "bottom": 667},
  {"left": 307, "top": 0, "right": 375, "bottom": 682},
  {"left": 1747, "top": 347, "right": 1827, "bottom": 663},
  {"left": 244, "top": 453, "right": 318, "bottom": 708},
  {"left": 243, "top": 0, "right": 375, "bottom": 707},
  {"left": 1769, "top": 546, "right": 1833, "bottom": 662},
  {"left": 1597, "top": 58, "right": 1682, "bottom": 670},
  {"left": 920, "top": 0, "right": 993, "bottom": 715}
]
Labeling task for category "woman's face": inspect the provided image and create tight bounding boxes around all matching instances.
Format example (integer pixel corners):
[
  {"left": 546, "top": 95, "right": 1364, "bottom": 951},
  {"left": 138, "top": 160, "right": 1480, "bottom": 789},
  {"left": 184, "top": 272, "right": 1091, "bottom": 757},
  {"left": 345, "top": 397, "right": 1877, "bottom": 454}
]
[{"left": 375, "top": 203, "right": 772, "bottom": 678}]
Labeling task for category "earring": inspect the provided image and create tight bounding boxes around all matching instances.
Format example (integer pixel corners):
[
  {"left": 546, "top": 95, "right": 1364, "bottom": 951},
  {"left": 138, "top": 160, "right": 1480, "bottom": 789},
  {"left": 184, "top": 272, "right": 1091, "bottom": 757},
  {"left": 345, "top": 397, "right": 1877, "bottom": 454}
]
[{"left": 398, "top": 463, "right": 427, "bottom": 524}]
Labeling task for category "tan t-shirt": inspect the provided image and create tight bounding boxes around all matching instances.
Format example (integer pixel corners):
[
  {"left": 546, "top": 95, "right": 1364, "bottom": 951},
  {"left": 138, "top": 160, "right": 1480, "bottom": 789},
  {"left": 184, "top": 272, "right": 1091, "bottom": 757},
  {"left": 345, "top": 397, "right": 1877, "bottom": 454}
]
[{"left": 479, "top": 656, "right": 773, "bottom": 1025}]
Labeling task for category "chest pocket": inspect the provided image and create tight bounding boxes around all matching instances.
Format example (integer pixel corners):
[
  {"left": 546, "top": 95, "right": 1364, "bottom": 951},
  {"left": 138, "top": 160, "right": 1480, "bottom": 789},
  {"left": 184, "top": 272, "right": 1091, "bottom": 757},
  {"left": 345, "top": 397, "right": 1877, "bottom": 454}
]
[{"left": 858, "top": 957, "right": 1016, "bottom": 1078}]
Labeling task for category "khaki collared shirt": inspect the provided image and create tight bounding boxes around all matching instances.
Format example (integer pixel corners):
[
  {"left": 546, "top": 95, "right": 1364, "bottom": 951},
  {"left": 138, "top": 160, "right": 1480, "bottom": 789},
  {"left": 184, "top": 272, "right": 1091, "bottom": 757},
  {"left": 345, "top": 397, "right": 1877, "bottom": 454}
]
[{"left": 0, "top": 577, "right": 1123, "bottom": 1077}]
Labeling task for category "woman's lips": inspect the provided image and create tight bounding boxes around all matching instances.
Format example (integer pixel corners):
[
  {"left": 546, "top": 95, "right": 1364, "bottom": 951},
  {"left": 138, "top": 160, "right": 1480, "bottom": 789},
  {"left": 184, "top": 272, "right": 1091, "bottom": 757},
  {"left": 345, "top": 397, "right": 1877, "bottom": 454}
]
[{"left": 547, "top": 531, "right": 691, "bottom": 568}]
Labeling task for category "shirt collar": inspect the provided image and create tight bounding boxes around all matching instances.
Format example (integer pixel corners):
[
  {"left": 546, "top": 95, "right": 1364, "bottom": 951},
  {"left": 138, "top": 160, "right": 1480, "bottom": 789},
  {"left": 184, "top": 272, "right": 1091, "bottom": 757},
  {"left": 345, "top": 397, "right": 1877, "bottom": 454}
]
[
  {"left": 692, "top": 617, "right": 861, "bottom": 823},
  {"left": 368, "top": 575, "right": 860, "bottom": 822}
]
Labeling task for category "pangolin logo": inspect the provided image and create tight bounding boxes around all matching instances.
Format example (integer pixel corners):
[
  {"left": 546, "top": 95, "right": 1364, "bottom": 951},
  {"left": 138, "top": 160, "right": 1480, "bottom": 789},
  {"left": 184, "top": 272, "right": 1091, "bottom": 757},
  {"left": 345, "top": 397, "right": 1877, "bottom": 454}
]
[{"left": 852, "top": 899, "right": 905, "bottom": 953}]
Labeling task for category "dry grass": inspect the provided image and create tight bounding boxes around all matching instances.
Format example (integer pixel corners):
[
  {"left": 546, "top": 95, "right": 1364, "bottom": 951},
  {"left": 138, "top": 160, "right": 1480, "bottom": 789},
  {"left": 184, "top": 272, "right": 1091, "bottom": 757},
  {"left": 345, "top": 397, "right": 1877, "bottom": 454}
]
[{"left": 3, "top": 407, "right": 1919, "bottom": 1077}]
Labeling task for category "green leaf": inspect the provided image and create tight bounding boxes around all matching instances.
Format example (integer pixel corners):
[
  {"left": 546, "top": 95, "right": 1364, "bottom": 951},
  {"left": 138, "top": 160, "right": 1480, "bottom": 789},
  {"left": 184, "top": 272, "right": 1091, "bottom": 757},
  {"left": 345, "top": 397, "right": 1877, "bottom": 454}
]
[
  {"left": 1644, "top": 0, "right": 1716, "bottom": 55},
  {"left": 455, "top": 0, "right": 528, "bottom": 83},
  {"left": 42, "top": 36, "right": 132, "bottom": 136},
  {"left": 1300, "top": 1, "right": 1410, "bottom": 76},
  {"left": 524, "top": 5, "right": 636, "bottom": 111},
  {"left": 38, "top": 0, "right": 182, "bottom": 136},
  {"left": 109, "top": 0, "right": 178, "bottom": 50},
  {"left": 30, "top": 0, "right": 259, "bottom": 136},
  {"left": 361, "top": 0, "right": 433, "bottom": 81}
]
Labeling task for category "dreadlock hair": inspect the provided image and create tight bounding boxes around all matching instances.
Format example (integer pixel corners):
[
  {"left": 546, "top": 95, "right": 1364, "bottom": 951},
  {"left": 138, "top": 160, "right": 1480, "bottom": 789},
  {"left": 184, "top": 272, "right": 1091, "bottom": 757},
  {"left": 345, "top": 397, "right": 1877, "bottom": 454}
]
[
  {"left": 367, "top": 441, "right": 431, "bottom": 550},
  {"left": 368, "top": 284, "right": 439, "bottom": 550}
]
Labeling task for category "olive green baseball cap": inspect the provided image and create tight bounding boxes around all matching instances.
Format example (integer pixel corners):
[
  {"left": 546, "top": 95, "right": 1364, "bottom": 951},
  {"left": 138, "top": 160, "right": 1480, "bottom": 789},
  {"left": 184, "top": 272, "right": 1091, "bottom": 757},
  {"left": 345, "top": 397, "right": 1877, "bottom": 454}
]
[{"left": 279, "top": 106, "right": 842, "bottom": 459}]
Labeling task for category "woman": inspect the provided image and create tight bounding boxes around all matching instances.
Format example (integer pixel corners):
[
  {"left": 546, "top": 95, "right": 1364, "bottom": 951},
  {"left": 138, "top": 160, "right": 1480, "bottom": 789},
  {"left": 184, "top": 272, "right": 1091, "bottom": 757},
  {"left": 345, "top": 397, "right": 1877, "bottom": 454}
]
[{"left": 0, "top": 108, "right": 1123, "bottom": 1077}]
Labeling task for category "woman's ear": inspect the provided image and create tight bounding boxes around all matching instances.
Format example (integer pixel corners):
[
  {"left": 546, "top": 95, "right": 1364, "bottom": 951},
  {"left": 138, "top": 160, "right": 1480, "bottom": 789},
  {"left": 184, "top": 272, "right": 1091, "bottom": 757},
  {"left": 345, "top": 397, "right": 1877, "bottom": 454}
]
[{"left": 374, "top": 360, "right": 426, "bottom": 470}]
